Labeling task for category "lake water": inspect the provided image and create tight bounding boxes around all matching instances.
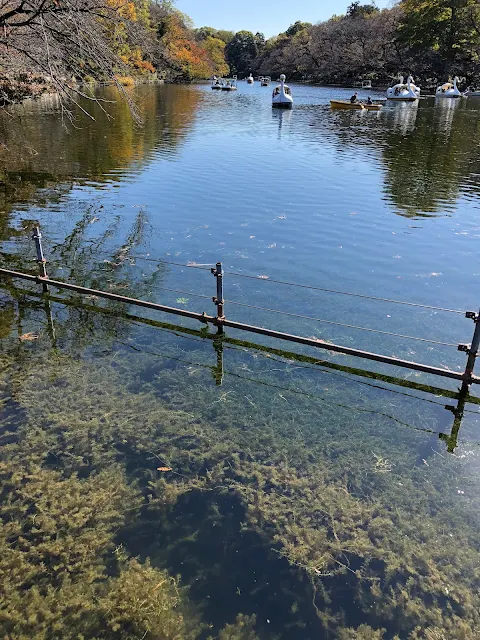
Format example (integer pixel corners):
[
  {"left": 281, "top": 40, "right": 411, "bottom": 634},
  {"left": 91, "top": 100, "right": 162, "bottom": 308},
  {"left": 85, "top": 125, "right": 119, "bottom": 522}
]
[{"left": 1, "top": 82, "right": 480, "bottom": 638}]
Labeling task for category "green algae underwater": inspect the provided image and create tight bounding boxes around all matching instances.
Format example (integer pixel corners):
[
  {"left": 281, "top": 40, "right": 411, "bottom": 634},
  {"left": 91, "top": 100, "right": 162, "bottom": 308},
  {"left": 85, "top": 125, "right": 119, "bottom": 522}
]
[{"left": 2, "top": 280, "right": 480, "bottom": 640}]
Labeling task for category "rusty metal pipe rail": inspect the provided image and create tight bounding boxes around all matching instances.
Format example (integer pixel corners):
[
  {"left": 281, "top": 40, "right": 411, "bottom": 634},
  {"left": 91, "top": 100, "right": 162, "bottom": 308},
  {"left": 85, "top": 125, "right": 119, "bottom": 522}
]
[
  {"left": 221, "top": 318, "right": 475, "bottom": 383},
  {"left": 1, "top": 266, "right": 476, "bottom": 385},
  {"left": 0, "top": 268, "right": 214, "bottom": 324}
]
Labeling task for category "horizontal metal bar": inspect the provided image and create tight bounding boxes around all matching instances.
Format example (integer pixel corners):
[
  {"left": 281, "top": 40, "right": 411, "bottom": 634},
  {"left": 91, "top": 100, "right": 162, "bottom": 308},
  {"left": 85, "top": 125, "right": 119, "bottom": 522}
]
[
  {"left": 0, "top": 268, "right": 214, "bottom": 324},
  {"left": 8, "top": 282, "right": 479, "bottom": 402},
  {"left": 221, "top": 318, "right": 473, "bottom": 384},
  {"left": 1, "top": 267, "right": 475, "bottom": 385}
]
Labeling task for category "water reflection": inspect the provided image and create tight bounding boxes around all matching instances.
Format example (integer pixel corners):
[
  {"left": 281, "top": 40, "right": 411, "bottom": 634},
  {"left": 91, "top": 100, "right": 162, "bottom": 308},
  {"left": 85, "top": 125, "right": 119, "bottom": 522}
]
[
  {"left": 388, "top": 101, "right": 419, "bottom": 135},
  {"left": 272, "top": 108, "right": 292, "bottom": 139},
  {"left": 0, "top": 84, "right": 202, "bottom": 218},
  {"left": 381, "top": 100, "right": 472, "bottom": 216},
  {"left": 434, "top": 96, "right": 461, "bottom": 137}
]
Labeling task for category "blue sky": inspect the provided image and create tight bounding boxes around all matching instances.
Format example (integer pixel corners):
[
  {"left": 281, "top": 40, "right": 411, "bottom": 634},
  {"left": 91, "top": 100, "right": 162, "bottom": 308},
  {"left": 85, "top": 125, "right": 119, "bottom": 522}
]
[{"left": 176, "top": 0, "right": 391, "bottom": 38}]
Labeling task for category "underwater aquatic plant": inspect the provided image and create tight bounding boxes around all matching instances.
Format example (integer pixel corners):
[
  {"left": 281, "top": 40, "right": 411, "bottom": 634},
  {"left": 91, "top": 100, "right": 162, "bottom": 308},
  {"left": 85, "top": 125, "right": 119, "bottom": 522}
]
[{"left": 2, "top": 293, "right": 480, "bottom": 638}]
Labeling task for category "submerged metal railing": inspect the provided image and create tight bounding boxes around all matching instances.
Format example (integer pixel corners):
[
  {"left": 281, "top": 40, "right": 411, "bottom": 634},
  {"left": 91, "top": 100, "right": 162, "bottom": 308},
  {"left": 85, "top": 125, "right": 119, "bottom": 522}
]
[{"left": 1, "top": 225, "right": 479, "bottom": 393}]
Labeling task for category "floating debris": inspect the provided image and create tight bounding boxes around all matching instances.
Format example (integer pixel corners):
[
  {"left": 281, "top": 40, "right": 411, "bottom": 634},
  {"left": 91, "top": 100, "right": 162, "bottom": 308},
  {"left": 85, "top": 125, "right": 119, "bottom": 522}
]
[
  {"left": 19, "top": 332, "right": 39, "bottom": 342},
  {"left": 157, "top": 467, "right": 172, "bottom": 472}
]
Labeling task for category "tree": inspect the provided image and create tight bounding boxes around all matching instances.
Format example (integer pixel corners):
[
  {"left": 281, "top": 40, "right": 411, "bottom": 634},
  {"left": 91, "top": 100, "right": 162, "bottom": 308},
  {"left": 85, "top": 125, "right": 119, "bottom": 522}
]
[
  {"left": 0, "top": 0, "right": 154, "bottom": 117},
  {"left": 254, "top": 31, "right": 266, "bottom": 50},
  {"left": 285, "top": 21, "right": 312, "bottom": 37},
  {"left": 204, "top": 36, "right": 229, "bottom": 77},
  {"left": 256, "top": 7, "right": 401, "bottom": 82},
  {"left": 194, "top": 26, "right": 218, "bottom": 41},
  {"left": 225, "top": 30, "right": 259, "bottom": 74},
  {"left": 159, "top": 11, "right": 211, "bottom": 80},
  {"left": 398, "top": 0, "right": 480, "bottom": 73},
  {"left": 215, "top": 29, "right": 235, "bottom": 45},
  {"left": 193, "top": 26, "right": 234, "bottom": 45},
  {"left": 347, "top": 2, "right": 380, "bottom": 18}
]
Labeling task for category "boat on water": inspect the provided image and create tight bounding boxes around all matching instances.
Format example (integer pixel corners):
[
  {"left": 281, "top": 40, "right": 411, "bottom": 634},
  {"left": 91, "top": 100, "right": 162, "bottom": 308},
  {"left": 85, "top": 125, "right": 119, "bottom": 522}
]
[
  {"left": 387, "top": 76, "right": 420, "bottom": 101},
  {"left": 465, "top": 88, "right": 480, "bottom": 97},
  {"left": 361, "top": 80, "right": 372, "bottom": 89},
  {"left": 221, "top": 79, "right": 237, "bottom": 91},
  {"left": 436, "top": 76, "right": 462, "bottom": 98},
  {"left": 272, "top": 74, "right": 293, "bottom": 108},
  {"left": 211, "top": 77, "right": 224, "bottom": 90},
  {"left": 330, "top": 100, "right": 382, "bottom": 111},
  {"left": 247, "top": 73, "right": 254, "bottom": 84},
  {"left": 261, "top": 76, "right": 271, "bottom": 86}
]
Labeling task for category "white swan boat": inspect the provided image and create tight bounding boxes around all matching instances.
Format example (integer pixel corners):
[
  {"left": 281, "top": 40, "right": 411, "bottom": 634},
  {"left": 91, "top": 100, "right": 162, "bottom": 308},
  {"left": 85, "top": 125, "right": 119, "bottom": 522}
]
[
  {"left": 261, "top": 76, "right": 271, "bottom": 86},
  {"left": 221, "top": 79, "right": 237, "bottom": 91},
  {"left": 465, "top": 88, "right": 480, "bottom": 97},
  {"left": 436, "top": 76, "right": 462, "bottom": 98},
  {"left": 387, "top": 75, "right": 420, "bottom": 101},
  {"left": 246, "top": 73, "right": 254, "bottom": 84},
  {"left": 211, "top": 77, "right": 224, "bottom": 90},
  {"left": 272, "top": 74, "right": 293, "bottom": 108}
]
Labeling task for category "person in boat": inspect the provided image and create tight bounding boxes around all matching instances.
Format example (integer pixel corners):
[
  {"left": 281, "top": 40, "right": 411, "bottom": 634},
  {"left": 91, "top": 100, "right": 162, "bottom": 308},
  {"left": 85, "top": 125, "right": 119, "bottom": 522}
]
[
  {"left": 394, "top": 87, "right": 400, "bottom": 96},
  {"left": 350, "top": 92, "right": 358, "bottom": 103},
  {"left": 366, "top": 96, "right": 373, "bottom": 105}
]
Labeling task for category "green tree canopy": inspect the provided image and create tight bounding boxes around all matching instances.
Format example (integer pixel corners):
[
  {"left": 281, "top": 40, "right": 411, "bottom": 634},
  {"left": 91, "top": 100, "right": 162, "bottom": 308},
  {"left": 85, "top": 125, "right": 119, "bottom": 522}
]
[
  {"left": 347, "top": 1, "right": 380, "bottom": 18},
  {"left": 398, "top": 0, "right": 480, "bottom": 72},
  {"left": 285, "top": 20, "right": 312, "bottom": 37},
  {"left": 194, "top": 26, "right": 235, "bottom": 44},
  {"left": 225, "top": 30, "right": 260, "bottom": 73}
]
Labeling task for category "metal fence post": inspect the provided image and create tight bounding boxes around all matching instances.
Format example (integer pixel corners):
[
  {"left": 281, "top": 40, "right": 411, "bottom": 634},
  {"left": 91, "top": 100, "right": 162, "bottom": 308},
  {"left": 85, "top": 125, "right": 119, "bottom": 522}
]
[
  {"left": 212, "top": 333, "right": 224, "bottom": 386},
  {"left": 32, "top": 226, "right": 49, "bottom": 293},
  {"left": 442, "top": 386, "right": 468, "bottom": 453},
  {"left": 212, "top": 261, "right": 224, "bottom": 334},
  {"left": 459, "top": 309, "right": 480, "bottom": 389}
]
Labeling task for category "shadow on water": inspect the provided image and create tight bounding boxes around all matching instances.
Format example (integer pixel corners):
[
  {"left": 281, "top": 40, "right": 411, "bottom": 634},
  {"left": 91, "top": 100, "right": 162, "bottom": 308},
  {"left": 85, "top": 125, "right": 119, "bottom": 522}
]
[{"left": 119, "top": 489, "right": 323, "bottom": 640}]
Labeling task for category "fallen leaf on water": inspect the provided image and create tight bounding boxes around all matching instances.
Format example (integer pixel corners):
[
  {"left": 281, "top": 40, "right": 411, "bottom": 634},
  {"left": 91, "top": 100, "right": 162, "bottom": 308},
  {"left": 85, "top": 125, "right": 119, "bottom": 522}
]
[
  {"left": 157, "top": 467, "right": 172, "bottom": 472},
  {"left": 19, "top": 332, "right": 39, "bottom": 342}
]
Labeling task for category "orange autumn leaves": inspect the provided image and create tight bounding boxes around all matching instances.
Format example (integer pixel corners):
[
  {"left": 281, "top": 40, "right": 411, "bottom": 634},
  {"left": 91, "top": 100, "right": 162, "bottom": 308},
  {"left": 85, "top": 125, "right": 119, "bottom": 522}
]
[
  {"left": 106, "top": 0, "right": 154, "bottom": 75},
  {"left": 106, "top": 0, "right": 137, "bottom": 21},
  {"left": 162, "top": 14, "right": 229, "bottom": 80}
]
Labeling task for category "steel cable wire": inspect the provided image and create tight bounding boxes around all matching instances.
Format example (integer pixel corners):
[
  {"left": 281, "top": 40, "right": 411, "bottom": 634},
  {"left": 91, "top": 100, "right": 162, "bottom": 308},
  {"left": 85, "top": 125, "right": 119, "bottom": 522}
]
[
  {"left": 224, "top": 271, "right": 465, "bottom": 315},
  {"left": 223, "top": 299, "right": 459, "bottom": 347},
  {"left": 2, "top": 251, "right": 466, "bottom": 313}
]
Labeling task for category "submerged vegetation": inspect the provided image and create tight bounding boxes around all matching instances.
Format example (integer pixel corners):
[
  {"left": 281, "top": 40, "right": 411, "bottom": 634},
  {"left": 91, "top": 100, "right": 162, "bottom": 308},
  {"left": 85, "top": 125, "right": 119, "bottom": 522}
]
[{"left": 1, "top": 277, "right": 480, "bottom": 637}]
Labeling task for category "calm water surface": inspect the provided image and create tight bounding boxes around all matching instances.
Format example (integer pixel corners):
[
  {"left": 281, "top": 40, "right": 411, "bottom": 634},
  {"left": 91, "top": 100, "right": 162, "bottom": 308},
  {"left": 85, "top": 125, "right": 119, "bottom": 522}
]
[{"left": 1, "top": 83, "right": 480, "bottom": 638}]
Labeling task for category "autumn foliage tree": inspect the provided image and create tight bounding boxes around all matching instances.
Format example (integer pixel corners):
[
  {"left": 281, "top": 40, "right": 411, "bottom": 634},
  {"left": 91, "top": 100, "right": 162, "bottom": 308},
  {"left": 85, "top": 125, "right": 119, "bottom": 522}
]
[{"left": 0, "top": 0, "right": 155, "bottom": 113}]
